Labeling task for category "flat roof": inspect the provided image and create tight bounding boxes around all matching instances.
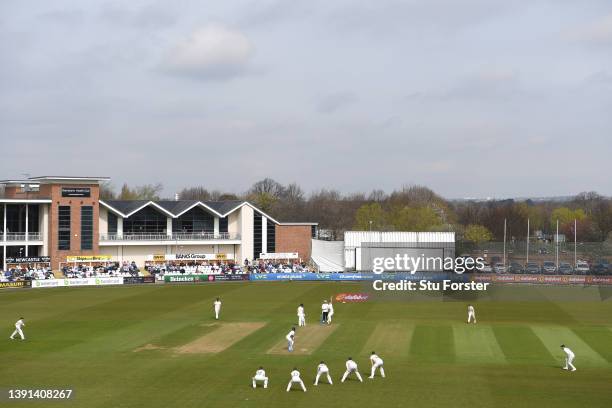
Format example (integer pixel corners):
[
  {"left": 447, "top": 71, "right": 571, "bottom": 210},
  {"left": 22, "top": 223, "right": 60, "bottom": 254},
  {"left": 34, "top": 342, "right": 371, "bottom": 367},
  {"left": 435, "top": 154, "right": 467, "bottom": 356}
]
[
  {"left": 0, "top": 199, "right": 52, "bottom": 204},
  {"left": 27, "top": 176, "right": 110, "bottom": 181},
  {"left": 0, "top": 176, "right": 110, "bottom": 186}
]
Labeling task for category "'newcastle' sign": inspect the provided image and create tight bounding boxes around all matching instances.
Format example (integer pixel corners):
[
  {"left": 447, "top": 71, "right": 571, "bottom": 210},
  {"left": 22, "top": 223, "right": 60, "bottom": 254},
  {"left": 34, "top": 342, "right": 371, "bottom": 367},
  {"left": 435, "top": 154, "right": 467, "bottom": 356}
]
[{"left": 6, "top": 256, "right": 51, "bottom": 264}]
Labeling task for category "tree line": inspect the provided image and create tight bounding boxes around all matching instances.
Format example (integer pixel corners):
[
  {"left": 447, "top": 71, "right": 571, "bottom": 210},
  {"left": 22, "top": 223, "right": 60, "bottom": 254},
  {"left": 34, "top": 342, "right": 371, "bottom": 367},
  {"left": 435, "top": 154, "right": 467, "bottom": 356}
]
[{"left": 100, "top": 180, "right": 612, "bottom": 243}]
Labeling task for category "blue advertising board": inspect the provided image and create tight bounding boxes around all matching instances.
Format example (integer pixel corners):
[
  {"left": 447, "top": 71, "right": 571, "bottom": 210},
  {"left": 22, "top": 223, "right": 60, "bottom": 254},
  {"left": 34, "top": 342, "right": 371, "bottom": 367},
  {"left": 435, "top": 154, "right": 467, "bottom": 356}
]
[{"left": 249, "top": 272, "right": 467, "bottom": 282}]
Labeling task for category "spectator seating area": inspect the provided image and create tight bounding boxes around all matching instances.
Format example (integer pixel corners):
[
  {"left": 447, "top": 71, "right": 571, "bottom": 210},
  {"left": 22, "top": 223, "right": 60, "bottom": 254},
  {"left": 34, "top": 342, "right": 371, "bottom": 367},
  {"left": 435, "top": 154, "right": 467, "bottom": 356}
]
[
  {"left": 1, "top": 259, "right": 314, "bottom": 282},
  {"left": 1, "top": 267, "right": 54, "bottom": 282},
  {"left": 247, "top": 260, "right": 312, "bottom": 274},
  {"left": 148, "top": 262, "right": 245, "bottom": 277},
  {"left": 61, "top": 261, "right": 143, "bottom": 278}
]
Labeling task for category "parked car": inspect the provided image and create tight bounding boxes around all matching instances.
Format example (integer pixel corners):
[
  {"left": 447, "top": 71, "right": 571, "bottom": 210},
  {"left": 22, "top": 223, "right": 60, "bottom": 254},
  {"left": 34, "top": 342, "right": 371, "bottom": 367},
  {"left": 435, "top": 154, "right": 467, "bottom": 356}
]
[
  {"left": 542, "top": 261, "right": 557, "bottom": 274},
  {"left": 479, "top": 262, "right": 493, "bottom": 273},
  {"left": 591, "top": 259, "right": 612, "bottom": 275},
  {"left": 508, "top": 262, "right": 524, "bottom": 274},
  {"left": 575, "top": 262, "right": 590, "bottom": 274},
  {"left": 493, "top": 263, "right": 506, "bottom": 273},
  {"left": 558, "top": 262, "right": 573, "bottom": 275},
  {"left": 525, "top": 262, "right": 540, "bottom": 274}
]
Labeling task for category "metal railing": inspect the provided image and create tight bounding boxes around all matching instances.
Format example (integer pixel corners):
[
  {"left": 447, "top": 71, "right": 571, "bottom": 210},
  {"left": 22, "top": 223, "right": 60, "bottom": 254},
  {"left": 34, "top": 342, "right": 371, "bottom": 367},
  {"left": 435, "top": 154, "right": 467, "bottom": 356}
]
[
  {"left": 99, "top": 232, "right": 239, "bottom": 241},
  {"left": 1, "top": 233, "right": 43, "bottom": 241}
]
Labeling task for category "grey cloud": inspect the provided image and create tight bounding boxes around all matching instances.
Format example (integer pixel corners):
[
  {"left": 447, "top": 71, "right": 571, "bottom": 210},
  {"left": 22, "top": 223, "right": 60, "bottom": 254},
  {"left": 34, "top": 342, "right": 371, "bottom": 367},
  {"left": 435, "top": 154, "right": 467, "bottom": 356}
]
[
  {"left": 316, "top": 91, "right": 358, "bottom": 114},
  {"left": 160, "top": 24, "right": 255, "bottom": 81},
  {"left": 98, "top": 2, "right": 177, "bottom": 29},
  {"left": 0, "top": 0, "right": 611, "bottom": 198}
]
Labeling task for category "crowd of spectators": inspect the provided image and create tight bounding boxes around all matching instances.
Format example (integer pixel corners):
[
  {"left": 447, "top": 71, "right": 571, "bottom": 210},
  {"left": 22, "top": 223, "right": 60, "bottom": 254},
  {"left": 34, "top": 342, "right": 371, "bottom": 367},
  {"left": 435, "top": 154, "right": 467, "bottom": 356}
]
[
  {"left": 2, "top": 258, "right": 314, "bottom": 283},
  {"left": 61, "top": 261, "right": 142, "bottom": 278},
  {"left": 147, "top": 261, "right": 244, "bottom": 277},
  {"left": 247, "top": 260, "right": 311, "bottom": 274},
  {"left": 1, "top": 266, "right": 54, "bottom": 282},
  {"left": 148, "top": 259, "right": 313, "bottom": 277}
]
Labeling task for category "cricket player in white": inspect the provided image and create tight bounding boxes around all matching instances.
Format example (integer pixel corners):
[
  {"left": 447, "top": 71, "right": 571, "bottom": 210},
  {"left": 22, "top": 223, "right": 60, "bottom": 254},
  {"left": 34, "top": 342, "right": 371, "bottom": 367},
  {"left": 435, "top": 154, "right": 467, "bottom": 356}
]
[
  {"left": 213, "top": 298, "right": 222, "bottom": 320},
  {"left": 286, "top": 327, "right": 296, "bottom": 352},
  {"left": 286, "top": 368, "right": 307, "bottom": 392},
  {"left": 561, "top": 345, "right": 576, "bottom": 371},
  {"left": 314, "top": 361, "right": 333, "bottom": 385},
  {"left": 10, "top": 317, "right": 25, "bottom": 340},
  {"left": 341, "top": 357, "right": 363, "bottom": 382},
  {"left": 252, "top": 366, "right": 268, "bottom": 388},
  {"left": 467, "top": 304, "right": 476, "bottom": 324},
  {"left": 321, "top": 300, "right": 329, "bottom": 324},
  {"left": 327, "top": 299, "right": 334, "bottom": 325},
  {"left": 297, "top": 304, "right": 306, "bottom": 327},
  {"left": 369, "top": 351, "right": 385, "bottom": 378}
]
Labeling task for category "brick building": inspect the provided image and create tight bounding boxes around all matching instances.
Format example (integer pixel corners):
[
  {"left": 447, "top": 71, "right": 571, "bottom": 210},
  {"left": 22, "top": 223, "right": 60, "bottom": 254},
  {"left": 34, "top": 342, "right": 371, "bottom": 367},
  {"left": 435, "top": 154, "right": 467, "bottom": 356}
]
[{"left": 0, "top": 177, "right": 317, "bottom": 270}]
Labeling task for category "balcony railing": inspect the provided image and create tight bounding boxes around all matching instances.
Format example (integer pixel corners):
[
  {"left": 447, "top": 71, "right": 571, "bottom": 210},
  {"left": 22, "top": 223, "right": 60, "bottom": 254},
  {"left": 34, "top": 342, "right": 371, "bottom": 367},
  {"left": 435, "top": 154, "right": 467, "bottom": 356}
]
[
  {"left": 1, "top": 233, "right": 43, "bottom": 241},
  {"left": 99, "top": 232, "right": 239, "bottom": 241}
]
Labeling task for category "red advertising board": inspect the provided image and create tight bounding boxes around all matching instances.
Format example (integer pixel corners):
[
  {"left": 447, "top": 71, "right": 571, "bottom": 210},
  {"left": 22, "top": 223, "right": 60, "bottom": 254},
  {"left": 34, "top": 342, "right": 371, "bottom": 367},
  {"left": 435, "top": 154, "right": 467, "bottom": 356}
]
[{"left": 470, "top": 274, "right": 612, "bottom": 285}]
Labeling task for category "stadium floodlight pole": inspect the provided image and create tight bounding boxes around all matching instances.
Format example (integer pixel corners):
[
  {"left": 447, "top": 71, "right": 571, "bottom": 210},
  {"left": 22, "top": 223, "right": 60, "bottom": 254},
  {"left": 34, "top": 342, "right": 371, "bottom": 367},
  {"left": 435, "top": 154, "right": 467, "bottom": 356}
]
[
  {"left": 526, "top": 218, "right": 530, "bottom": 264},
  {"left": 574, "top": 219, "right": 577, "bottom": 266},
  {"left": 556, "top": 219, "right": 559, "bottom": 268},
  {"left": 503, "top": 218, "right": 506, "bottom": 268}
]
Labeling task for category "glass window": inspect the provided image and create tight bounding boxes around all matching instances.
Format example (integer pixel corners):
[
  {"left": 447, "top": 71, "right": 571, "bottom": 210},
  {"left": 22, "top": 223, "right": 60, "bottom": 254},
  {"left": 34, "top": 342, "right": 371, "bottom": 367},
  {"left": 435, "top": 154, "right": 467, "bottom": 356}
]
[
  {"left": 253, "top": 212, "right": 262, "bottom": 260},
  {"left": 81, "top": 206, "right": 93, "bottom": 250},
  {"left": 123, "top": 206, "right": 167, "bottom": 234},
  {"left": 172, "top": 207, "right": 214, "bottom": 233},
  {"left": 267, "top": 219, "right": 276, "bottom": 253},
  {"left": 28, "top": 204, "right": 39, "bottom": 233},
  {"left": 219, "top": 217, "right": 228, "bottom": 233},
  {"left": 108, "top": 212, "right": 118, "bottom": 235},
  {"left": 58, "top": 206, "right": 71, "bottom": 250},
  {"left": 6, "top": 204, "right": 26, "bottom": 233}
]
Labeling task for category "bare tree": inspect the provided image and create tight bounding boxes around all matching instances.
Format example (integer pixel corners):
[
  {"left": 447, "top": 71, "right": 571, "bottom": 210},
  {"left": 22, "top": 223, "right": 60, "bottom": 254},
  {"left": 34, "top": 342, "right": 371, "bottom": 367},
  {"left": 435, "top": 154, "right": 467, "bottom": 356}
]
[
  {"left": 99, "top": 181, "right": 116, "bottom": 200},
  {"left": 178, "top": 186, "right": 212, "bottom": 201}
]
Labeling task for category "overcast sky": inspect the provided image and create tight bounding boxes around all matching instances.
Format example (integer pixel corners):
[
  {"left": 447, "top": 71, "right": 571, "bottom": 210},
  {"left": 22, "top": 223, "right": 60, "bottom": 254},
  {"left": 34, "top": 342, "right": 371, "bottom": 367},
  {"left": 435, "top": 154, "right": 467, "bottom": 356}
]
[{"left": 1, "top": 0, "right": 611, "bottom": 199}]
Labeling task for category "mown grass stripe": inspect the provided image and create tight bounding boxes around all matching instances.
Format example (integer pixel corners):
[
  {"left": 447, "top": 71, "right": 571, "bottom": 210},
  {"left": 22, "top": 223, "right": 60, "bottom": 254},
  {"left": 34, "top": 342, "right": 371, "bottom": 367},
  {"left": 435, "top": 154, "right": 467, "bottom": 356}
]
[
  {"left": 361, "top": 321, "right": 414, "bottom": 357},
  {"left": 266, "top": 324, "right": 338, "bottom": 355},
  {"left": 492, "top": 326, "right": 556, "bottom": 365},
  {"left": 409, "top": 325, "right": 455, "bottom": 363},
  {"left": 453, "top": 324, "right": 506, "bottom": 364},
  {"left": 569, "top": 327, "right": 612, "bottom": 364},
  {"left": 531, "top": 326, "right": 608, "bottom": 367}
]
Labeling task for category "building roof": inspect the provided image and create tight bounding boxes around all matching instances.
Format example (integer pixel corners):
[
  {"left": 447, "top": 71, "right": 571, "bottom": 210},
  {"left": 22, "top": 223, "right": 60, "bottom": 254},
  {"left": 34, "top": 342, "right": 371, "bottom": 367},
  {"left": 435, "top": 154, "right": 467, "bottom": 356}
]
[
  {"left": 99, "top": 199, "right": 285, "bottom": 223},
  {"left": 100, "top": 200, "right": 151, "bottom": 217},
  {"left": 155, "top": 200, "right": 202, "bottom": 215},
  {"left": 202, "top": 200, "right": 244, "bottom": 215},
  {"left": 0, "top": 176, "right": 110, "bottom": 186}
]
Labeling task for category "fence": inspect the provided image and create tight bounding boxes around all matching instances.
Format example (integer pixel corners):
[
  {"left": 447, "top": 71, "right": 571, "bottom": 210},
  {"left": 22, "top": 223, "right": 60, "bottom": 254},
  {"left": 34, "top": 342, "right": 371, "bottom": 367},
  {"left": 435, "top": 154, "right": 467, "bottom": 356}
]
[{"left": 463, "top": 241, "right": 612, "bottom": 264}]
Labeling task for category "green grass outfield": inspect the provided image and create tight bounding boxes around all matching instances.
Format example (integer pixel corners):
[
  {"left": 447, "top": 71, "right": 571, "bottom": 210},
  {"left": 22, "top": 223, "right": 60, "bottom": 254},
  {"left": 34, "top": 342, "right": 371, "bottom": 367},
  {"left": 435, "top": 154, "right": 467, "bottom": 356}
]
[{"left": 1, "top": 282, "right": 612, "bottom": 408}]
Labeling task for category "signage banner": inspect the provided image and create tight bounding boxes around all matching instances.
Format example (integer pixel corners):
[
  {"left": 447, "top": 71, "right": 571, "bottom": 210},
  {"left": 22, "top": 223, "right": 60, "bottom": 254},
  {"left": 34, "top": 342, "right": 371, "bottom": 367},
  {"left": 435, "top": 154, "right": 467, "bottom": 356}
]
[
  {"left": 31, "top": 277, "right": 124, "bottom": 288},
  {"left": 249, "top": 272, "right": 464, "bottom": 282},
  {"left": 470, "top": 274, "right": 612, "bottom": 285},
  {"left": 6, "top": 257, "right": 51, "bottom": 264},
  {"left": 212, "top": 274, "right": 250, "bottom": 282},
  {"left": 146, "top": 253, "right": 233, "bottom": 262},
  {"left": 587, "top": 276, "right": 612, "bottom": 285},
  {"left": 335, "top": 293, "right": 370, "bottom": 302},
  {"left": 0, "top": 280, "right": 32, "bottom": 289},
  {"left": 62, "top": 187, "right": 91, "bottom": 197},
  {"left": 66, "top": 255, "right": 113, "bottom": 262},
  {"left": 259, "top": 252, "right": 299, "bottom": 260},
  {"left": 163, "top": 274, "right": 249, "bottom": 283},
  {"left": 123, "top": 276, "right": 156, "bottom": 284}
]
